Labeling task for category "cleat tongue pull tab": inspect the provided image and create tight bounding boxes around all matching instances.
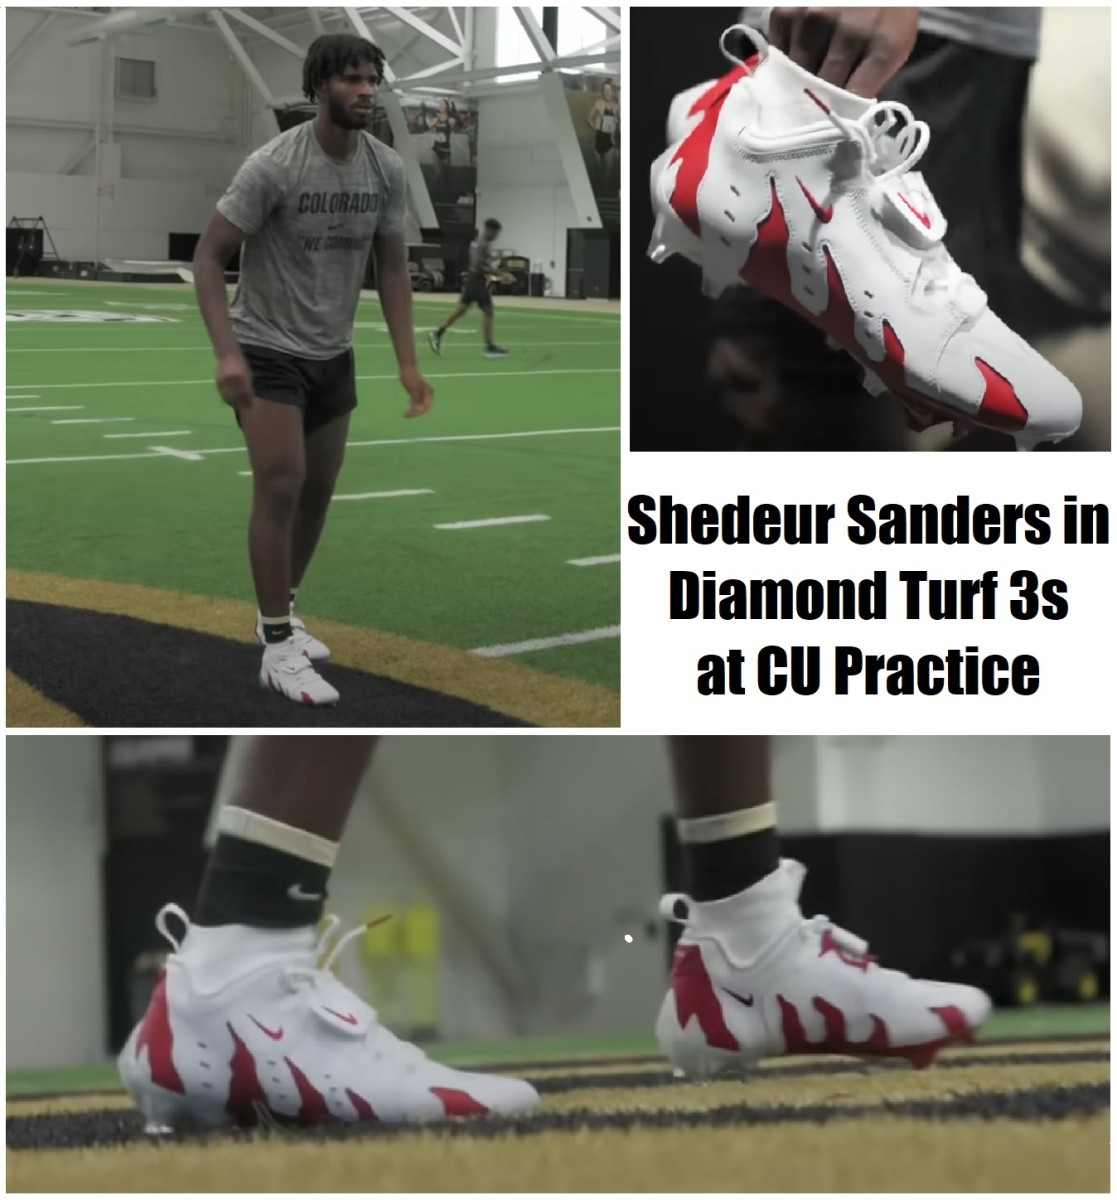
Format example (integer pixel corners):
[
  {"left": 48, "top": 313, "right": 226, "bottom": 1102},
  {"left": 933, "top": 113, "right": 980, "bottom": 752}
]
[{"left": 882, "top": 173, "right": 946, "bottom": 248}]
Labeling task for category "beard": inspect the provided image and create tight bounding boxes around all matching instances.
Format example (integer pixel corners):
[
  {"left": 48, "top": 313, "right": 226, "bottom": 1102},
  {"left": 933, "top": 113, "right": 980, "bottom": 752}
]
[{"left": 326, "top": 95, "right": 370, "bottom": 130}]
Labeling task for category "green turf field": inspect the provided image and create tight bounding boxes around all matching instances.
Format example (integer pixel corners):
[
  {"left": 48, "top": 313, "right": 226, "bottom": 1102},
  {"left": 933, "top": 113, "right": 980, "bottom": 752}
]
[{"left": 7, "top": 279, "right": 619, "bottom": 722}]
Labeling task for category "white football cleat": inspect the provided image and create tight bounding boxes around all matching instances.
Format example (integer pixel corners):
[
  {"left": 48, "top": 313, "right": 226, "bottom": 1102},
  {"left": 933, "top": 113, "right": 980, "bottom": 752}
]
[
  {"left": 119, "top": 905, "right": 541, "bottom": 1131},
  {"left": 256, "top": 614, "right": 330, "bottom": 663},
  {"left": 656, "top": 860, "right": 991, "bottom": 1080},
  {"left": 259, "top": 638, "right": 339, "bottom": 706},
  {"left": 649, "top": 25, "right": 1082, "bottom": 449}
]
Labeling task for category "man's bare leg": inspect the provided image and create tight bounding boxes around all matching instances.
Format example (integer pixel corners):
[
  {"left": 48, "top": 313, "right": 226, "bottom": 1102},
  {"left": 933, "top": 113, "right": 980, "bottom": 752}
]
[
  {"left": 239, "top": 400, "right": 306, "bottom": 642},
  {"left": 291, "top": 415, "right": 350, "bottom": 597},
  {"left": 194, "top": 736, "right": 377, "bottom": 927},
  {"left": 669, "top": 736, "right": 779, "bottom": 902},
  {"left": 437, "top": 302, "right": 470, "bottom": 335}
]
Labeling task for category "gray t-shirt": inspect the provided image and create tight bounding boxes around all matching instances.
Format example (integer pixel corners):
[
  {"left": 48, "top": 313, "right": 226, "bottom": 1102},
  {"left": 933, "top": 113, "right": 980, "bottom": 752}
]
[
  {"left": 467, "top": 237, "right": 498, "bottom": 280},
  {"left": 217, "top": 121, "right": 407, "bottom": 359},
  {"left": 740, "top": 7, "right": 1041, "bottom": 61}
]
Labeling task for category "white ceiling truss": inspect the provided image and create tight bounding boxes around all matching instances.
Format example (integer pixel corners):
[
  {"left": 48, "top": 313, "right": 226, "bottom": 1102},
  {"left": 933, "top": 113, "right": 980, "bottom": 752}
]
[{"left": 58, "top": 6, "right": 621, "bottom": 106}]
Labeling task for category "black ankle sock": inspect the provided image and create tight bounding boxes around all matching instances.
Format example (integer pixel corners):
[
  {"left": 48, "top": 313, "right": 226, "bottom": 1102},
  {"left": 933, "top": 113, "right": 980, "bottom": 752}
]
[
  {"left": 194, "top": 833, "right": 330, "bottom": 928},
  {"left": 684, "top": 827, "right": 779, "bottom": 902},
  {"left": 261, "top": 617, "right": 293, "bottom": 644}
]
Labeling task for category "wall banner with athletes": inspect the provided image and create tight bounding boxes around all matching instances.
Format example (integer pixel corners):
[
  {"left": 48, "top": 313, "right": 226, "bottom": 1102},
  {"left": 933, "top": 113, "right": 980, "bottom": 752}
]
[
  {"left": 563, "top": 73, "right": 620, "bottom": 228},
  {"left": 391, "top": 95, "right": 479, "bottom": 234}
]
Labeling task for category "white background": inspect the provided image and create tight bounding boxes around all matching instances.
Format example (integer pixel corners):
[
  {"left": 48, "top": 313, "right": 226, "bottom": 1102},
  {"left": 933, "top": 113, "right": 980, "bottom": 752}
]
[{"left": 621, "top": 452, "right": 1115, "bottom": 731}]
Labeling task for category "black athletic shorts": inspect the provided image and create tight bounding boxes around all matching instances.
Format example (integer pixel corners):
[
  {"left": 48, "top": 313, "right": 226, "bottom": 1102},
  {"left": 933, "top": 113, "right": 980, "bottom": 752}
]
[
  {"left": 460, "top": 275, "right": 494, "bottom": 314},
  {"left": 237, "top": 342, "right": 357, "bottom": 435}
]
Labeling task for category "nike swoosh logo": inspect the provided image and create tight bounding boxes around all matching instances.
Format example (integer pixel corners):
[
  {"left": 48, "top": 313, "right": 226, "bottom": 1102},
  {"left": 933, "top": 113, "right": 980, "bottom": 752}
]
[
  {"left": 288, "top": 883, "right": 323, "bottom": 902},
  {"left": 796, "top": 177, "right": 833, "bottom": 223},
  {"left": 323, "top": 1007, "right": 359, "bottom": 1026},
  {"left": 327, "top": 222, "right": 343, "bottom": 230},
  {"left": 723, "top": 987, "right": 756, "bottom": 1008},
  {"left": 899, "top": 194, "right": 931, "bottom": 228},
  {"left": 249, "top": 1015, "right": 284, "bottom": 1040}
]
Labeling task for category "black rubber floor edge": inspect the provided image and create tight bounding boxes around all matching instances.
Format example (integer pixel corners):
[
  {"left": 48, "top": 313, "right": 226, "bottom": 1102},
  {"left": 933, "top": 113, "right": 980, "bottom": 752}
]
[
  {"left": 529, "top": 1049, "right": 1109, "bottom": 1095},
  {"left": 8, "top": 1046, "right": 1108, "bottom": 1104},
  {"left": 8, "top": 600, "right": 526, "bottom": 727},
  {"left": 7, "top": 1083, "right": 1108, "bottom": 1151}
]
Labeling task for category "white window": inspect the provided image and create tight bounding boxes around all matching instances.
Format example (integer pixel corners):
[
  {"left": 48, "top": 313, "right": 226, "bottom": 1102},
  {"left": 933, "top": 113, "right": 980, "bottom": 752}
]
[
  {"left": 495, "top": 7, "right": 544, "bottom": 84},
  {"left": 557, "top": 8, "right": 615, "bottom": 65},
  {"left": 495, "top": 9, "right": 618, "bottom": 83}
]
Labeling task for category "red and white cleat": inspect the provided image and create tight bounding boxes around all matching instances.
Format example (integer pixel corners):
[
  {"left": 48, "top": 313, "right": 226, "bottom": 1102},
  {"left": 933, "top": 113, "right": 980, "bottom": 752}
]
[
  {"left": 119, "top": 905, "right": 540, "bottom": 1132},
  {"left": 648, "top": 25, "right": 1082, "bottom": 449},
  {"left": 259, "top": 638, "right": 339, "bottom": 706},
  {"left": 656, "top": 860, "right": 991, "bottom": 1080}
]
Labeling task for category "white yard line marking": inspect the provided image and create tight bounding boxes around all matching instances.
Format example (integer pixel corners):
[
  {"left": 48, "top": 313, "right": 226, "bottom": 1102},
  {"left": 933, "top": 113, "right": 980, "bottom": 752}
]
[
  {"left": 51, "top": 416, "right": 135, "bottom": 425},
  {"left": 568, "top": 554, "right": 621, "bottom": 567},
  {"left": 8, "top": 405, "right": 81, "bottom": 413},
  {"left": 104, "top": 429, "right": 192, "bottom": 439},
  {"left": 10, "top": 451, "right": 166, "bottom": 465},
  {"left": 151, "top": 445, "right": 204, "bottom": 461},
  {"left": 333, "top": 489, "right": 434, "bottom": 500},
  {"left": 9, "top": 426, "right": 619, "bottom": 466},
  {"left": 472, "top": 625, "right": 621, "bottom": 657},
  {"left": 7, "top": 394, "right": 40, "bottom": 399},
  {"left": 16, "top": 368, "right": 619, "bottom": 391},
  {"left": 347, "top": 426, "right": 618, "bottom": 450},
  {"left": 435, "top": 514, "right": 551, "bottom": 530}
]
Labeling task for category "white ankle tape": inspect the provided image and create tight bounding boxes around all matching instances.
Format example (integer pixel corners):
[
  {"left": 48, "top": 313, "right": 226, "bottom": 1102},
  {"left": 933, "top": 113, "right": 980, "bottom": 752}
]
[
  {"left": 219, "top": 806, "right": 338, "bottom": 867},
  {"left": 677, "top": 802, "right": 777, "bottom": 844}
]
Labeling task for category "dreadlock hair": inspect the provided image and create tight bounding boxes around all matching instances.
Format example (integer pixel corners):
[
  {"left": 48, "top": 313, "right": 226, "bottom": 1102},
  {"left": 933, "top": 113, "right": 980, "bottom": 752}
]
[{"left": 302, "top": 33, "right": 386, "bottom": 104}]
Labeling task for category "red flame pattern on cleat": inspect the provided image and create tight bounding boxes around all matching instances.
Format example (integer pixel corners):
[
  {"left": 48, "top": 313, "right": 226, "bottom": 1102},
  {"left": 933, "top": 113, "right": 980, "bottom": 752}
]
[
  {"left": 226, "top": 1023, "right": 270, "bottom": 1126},
  {"left": 669, "top": 62, "right": 755, "bottom": 236},
  {"left": 974, "top": 358, "right": 1028, "bottom": 431},
  {"left": 739, "top": 178, "right": 1022, "bottom": 431},
  {"left": 134, "top": 973, "right": 185, "bottom": 1094},
  {"left": 285, "top": 1056, "right": 332, "bottom": 1125},
  {"left": 431, "top": 1087, "right": 489, "bottom": 1117},
  {"left": 346, "top": 1088, "right": 379, "bottom": 1120},
  {"left": 671, "top": 943, "right": 740, "bottom": 1051},
  {"left": 779, "top": 996, "right": 971, "bottom": 1065}
]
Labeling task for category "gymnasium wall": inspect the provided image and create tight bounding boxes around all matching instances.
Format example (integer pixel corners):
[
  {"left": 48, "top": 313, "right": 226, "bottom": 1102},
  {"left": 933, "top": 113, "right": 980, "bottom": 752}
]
[
  {"left": 475, "top": 88, "right": 582, "bottom": 298},
  {"left": 6, "top": 737, "right": 107, "bottom": 1071},
  {"left": 6, "top": 10, "right": 244, "bottom": 261}
]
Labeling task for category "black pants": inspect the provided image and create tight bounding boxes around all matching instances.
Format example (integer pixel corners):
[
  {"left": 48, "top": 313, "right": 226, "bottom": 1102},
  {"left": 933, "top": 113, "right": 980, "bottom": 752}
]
[{"left": 630, "top": 10, "right": 1033, "bottom": 450}]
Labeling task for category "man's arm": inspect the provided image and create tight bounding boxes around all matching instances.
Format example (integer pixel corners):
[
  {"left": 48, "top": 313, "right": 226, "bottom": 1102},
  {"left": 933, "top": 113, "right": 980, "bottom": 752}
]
[
  {"left": 194, "top": 211, "right": 253, "bottom": 408},
  {"left": 194, "top": 213, "right": 247, "bottom": 360},
  {"left": 374, "top": 230, "right": 433, "bottom": 419}
]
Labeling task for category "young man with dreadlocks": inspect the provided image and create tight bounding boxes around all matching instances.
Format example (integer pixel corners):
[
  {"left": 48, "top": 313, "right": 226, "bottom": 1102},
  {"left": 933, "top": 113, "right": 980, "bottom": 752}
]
[{"left": 194, "top": 33, "right": 433, "bottom": 707}]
